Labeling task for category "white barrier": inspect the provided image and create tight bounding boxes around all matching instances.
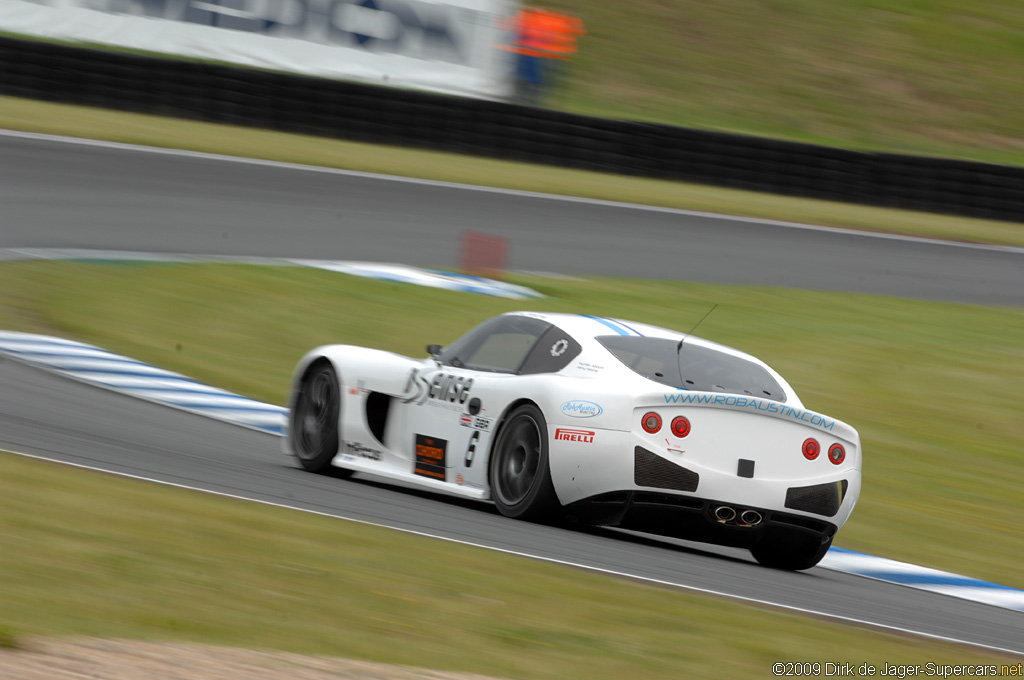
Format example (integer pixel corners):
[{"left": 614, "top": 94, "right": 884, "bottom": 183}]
[{"left": 0, "top": 0, "right": 518, "bottom": 99}]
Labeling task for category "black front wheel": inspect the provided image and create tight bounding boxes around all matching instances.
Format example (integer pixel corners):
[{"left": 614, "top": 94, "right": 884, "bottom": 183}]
[
  {"left": 489, "top": 404, "right": 560, "bottom": 521},
  {"left": 290, "top": 362, "right": 349, "bottom": 476}
]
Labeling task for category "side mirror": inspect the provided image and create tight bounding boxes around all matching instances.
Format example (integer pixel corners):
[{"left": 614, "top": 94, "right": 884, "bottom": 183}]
[{"left": 426, "top": 344, "right": 442, "bottom": 357}]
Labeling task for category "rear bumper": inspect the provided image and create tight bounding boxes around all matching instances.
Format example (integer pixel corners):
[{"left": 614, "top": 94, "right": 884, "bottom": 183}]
[
  {"left": 549, "top": 427, "right": 860, "bottom": 530},
  {"left": 566, "top": 490, "right": 838, "bottom": 549}
]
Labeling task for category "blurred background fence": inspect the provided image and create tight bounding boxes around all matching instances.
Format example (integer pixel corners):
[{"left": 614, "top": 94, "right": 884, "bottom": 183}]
[{"left": 2, "top": 36, "right": 1022, "bottom": 223}]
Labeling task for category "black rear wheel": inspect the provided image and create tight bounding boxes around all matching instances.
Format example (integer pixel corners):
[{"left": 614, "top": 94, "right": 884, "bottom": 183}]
[
  {"left": 751, "top": 532, "right": 832, "bottom": 571},
  {"left": 490, "top": 404, "right": 560, "bottom": 521},
  {"left": 290, "top": 362, "right": 350, "bottom": 476}
]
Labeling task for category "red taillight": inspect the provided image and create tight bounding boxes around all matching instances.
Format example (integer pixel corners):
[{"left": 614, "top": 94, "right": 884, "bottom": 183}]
[
  {"left": 641, "top": 412, "right": 662, "bottom": 434},
  {"left": 828, "top": 443, "right": 846, "bottom": 465},
  {"left": 802, "top": 438, "right": 820, "bottom": 460},
  {"left": 670, "top": 416, "right": 691, "bottom": 438}
]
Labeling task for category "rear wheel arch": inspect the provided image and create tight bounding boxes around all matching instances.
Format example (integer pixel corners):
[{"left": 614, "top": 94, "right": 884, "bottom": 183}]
[
  {"left": 486, "top": 397, "right": 543, "bottom": 473},
  {"left": 491, "top": 398, "right": 540, "bottom": 440},
  {"left": 488, "top": 400, "right": 561, "bottom": 521}
]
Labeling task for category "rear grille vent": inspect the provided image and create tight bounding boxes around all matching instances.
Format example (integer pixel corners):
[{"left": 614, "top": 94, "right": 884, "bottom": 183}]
[
  {"left": 632, "top": 492, "right": 703, "bottom": 510},
  {"left": 784, "top": 480, "right": 849, "bottom": 517},
  {"left": 634, "top": 447, "right": 699, "bottom": 492}
]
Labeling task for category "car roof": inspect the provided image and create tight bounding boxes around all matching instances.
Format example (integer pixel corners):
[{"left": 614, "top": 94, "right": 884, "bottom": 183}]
[
  {"left": 497, "top": 312, "right": 799, "bottom": 403},
  {"left": 504, "top": 311, "right": 756, "bottom": 362}
]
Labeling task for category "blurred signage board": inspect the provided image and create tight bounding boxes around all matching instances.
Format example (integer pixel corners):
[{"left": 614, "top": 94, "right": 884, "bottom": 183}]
[{"left": 0, "top": 0, "right": 518, "bottom": 99}]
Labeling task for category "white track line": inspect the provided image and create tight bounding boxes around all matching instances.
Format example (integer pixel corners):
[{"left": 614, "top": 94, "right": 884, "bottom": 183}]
[{"left": 3, "top": 446, "right": 1022, "bottom": 657}]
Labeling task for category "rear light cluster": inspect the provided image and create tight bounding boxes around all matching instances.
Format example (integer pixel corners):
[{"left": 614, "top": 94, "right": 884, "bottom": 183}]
[
  {"left": 670, "top": 416, "right": 691, "bottom": 438},
  {"left": 640, "top": 412, "right": 691, "bottom": 438},
  {"left": 641, "top": 412, "right": 662, "bottom": 434},
  {"left": 803, "top": 438, "right": 846, "bottom": 465}
]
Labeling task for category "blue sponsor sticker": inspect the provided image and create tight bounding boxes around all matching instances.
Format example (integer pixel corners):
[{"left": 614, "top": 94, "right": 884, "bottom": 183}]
[
  {"left": 561, "top": 400, "right": 603, "bottom": 418},
  {"left": 663, "top": 393, "right": 835, "bottom": 430}
]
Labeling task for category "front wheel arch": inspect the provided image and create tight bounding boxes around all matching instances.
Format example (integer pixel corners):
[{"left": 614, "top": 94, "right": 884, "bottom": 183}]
[{"left": 289, "top": 358, "right": 351, "bottom": 477}]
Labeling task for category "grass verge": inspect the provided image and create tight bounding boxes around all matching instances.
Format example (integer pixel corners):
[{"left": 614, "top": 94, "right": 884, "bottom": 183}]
[
  {"left": 0, "top": 625, "right": 20, "bottom": 650},
  {"left": 0, "top": 451, "right": 1016, "bottom": 678},
  {"left": 3, "top": 95, "right": 1024, "bottom": 247},
  {"left": 0, "top": 260, "right": 1021, "bottom": 589}
]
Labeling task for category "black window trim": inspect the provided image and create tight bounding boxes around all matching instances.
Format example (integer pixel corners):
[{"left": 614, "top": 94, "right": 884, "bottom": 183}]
[{"left": 438, "top": 316, "right": 553, "bottom": 375}]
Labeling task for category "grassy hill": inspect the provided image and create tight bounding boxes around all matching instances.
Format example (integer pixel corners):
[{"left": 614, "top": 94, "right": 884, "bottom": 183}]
[{"left": 545, "top": 0, "right": 1024, "bottom": 166}]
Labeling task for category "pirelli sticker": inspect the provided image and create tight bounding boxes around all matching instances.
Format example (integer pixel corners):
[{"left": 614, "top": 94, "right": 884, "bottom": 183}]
[{"left": 414, "top": 434, "right": 447, "bottom": 481}]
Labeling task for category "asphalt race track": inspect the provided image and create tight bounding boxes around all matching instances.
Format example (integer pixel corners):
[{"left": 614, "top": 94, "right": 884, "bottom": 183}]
[
  {"left": 2, "top": 131, "right": 1023, "bottom": 654},
  {"left": 2, "top": 132, "right": 1023, "bottom": 307},
  {"left": 3, "top": 358, "right": 1023, "bottom": 654}
]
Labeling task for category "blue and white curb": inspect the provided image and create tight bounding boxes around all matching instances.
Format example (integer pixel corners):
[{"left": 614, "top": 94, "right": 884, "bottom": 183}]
[
  {"left": 0, "top": 331, "right": 287, "bottom": 435},
  {"left": 819, "top": 548, "right": 1024, "bottom": 612},
  {"left": 2, "top": 331, "right": 1023, "bottom": 615},
  {"left": 0, "top": 248, "right": 543, "bottom": 300},
  {"left": 291, "top": 259, "right": 542, "bottom": 299}
]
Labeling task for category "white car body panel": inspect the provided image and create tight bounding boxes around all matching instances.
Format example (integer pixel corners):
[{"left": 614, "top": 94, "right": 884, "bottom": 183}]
[{"left": 285, "top": 311, "right": 862, "bottom": 565}]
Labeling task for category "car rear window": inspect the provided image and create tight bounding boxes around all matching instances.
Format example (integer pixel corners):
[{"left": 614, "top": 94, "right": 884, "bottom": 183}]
[{"left": 597, "top": 336, "right": 787, "bottom": 402}]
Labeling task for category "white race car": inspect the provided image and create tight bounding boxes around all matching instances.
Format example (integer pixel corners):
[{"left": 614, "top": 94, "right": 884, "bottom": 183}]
[{"left": 286, "top": 312, "right": 860, "bottom": 570}]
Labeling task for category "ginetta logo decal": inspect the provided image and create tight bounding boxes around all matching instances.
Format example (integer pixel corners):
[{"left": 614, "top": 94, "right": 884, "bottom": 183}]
[
  {"left": 402, "top": 369, "right": 473, "bottom": 407},
  {"left": 554, "top": 428, "right": 594, "bottom": 443}
]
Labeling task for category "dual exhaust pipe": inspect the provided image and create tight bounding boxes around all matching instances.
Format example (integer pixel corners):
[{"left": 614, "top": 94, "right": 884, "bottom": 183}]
[{"left": 713, "top": 505, "right": 763, "bottom": 527}]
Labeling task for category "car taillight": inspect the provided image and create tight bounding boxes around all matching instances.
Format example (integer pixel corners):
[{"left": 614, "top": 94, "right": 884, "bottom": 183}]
[
  {"left": 828, "top": 443, "right": 846, "bottom": 465},
  {"left": 670, "top": 416, "right": 691, "bottom": 438},
  {"left": 641, "top": 412, "right": 662, "bottom": 434},
  {"left": 802, "top": 438, "right": 820, "bottom": 460}
]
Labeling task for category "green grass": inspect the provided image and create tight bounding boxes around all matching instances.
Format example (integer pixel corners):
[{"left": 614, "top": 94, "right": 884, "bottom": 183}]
[
  {"left": 549, "top": 0, "right": 1024, "bottom": 167},
  {"left": 0, "top": 260, "right": 1021, "bottom": 591},
  {"left": 3, "top": 95, "right": 1024, "bottom": 247},
  {"left": 0, "top": 624, "right": 19, "bottom": 650},
  {"left": 1, "top": 452, "right": 1016, "bottom": 678}
]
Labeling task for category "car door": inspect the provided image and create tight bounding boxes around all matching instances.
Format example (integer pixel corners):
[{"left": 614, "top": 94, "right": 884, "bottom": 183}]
[
  {"left": 402, "top": 363, "right": 480, "bottom": 483},
  {"left": 401, "top": 315, "right": 556, "bottom": 486}
]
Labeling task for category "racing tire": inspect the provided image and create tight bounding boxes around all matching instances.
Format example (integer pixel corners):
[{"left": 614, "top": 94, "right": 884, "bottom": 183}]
[
  {"left": 290, "top": 362, "right": 351, "bottom": 477},
  {"left": 489, "top": 404, "right": 561, "bottom": 521},
  {"left": 750, "top": 533, "right": 832, "bottom": 571}
]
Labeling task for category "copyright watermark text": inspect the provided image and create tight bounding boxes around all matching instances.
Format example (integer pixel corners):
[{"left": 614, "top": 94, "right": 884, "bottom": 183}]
[{"left": 771, "top": 662, "right": 1024, "bottom": 678}]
